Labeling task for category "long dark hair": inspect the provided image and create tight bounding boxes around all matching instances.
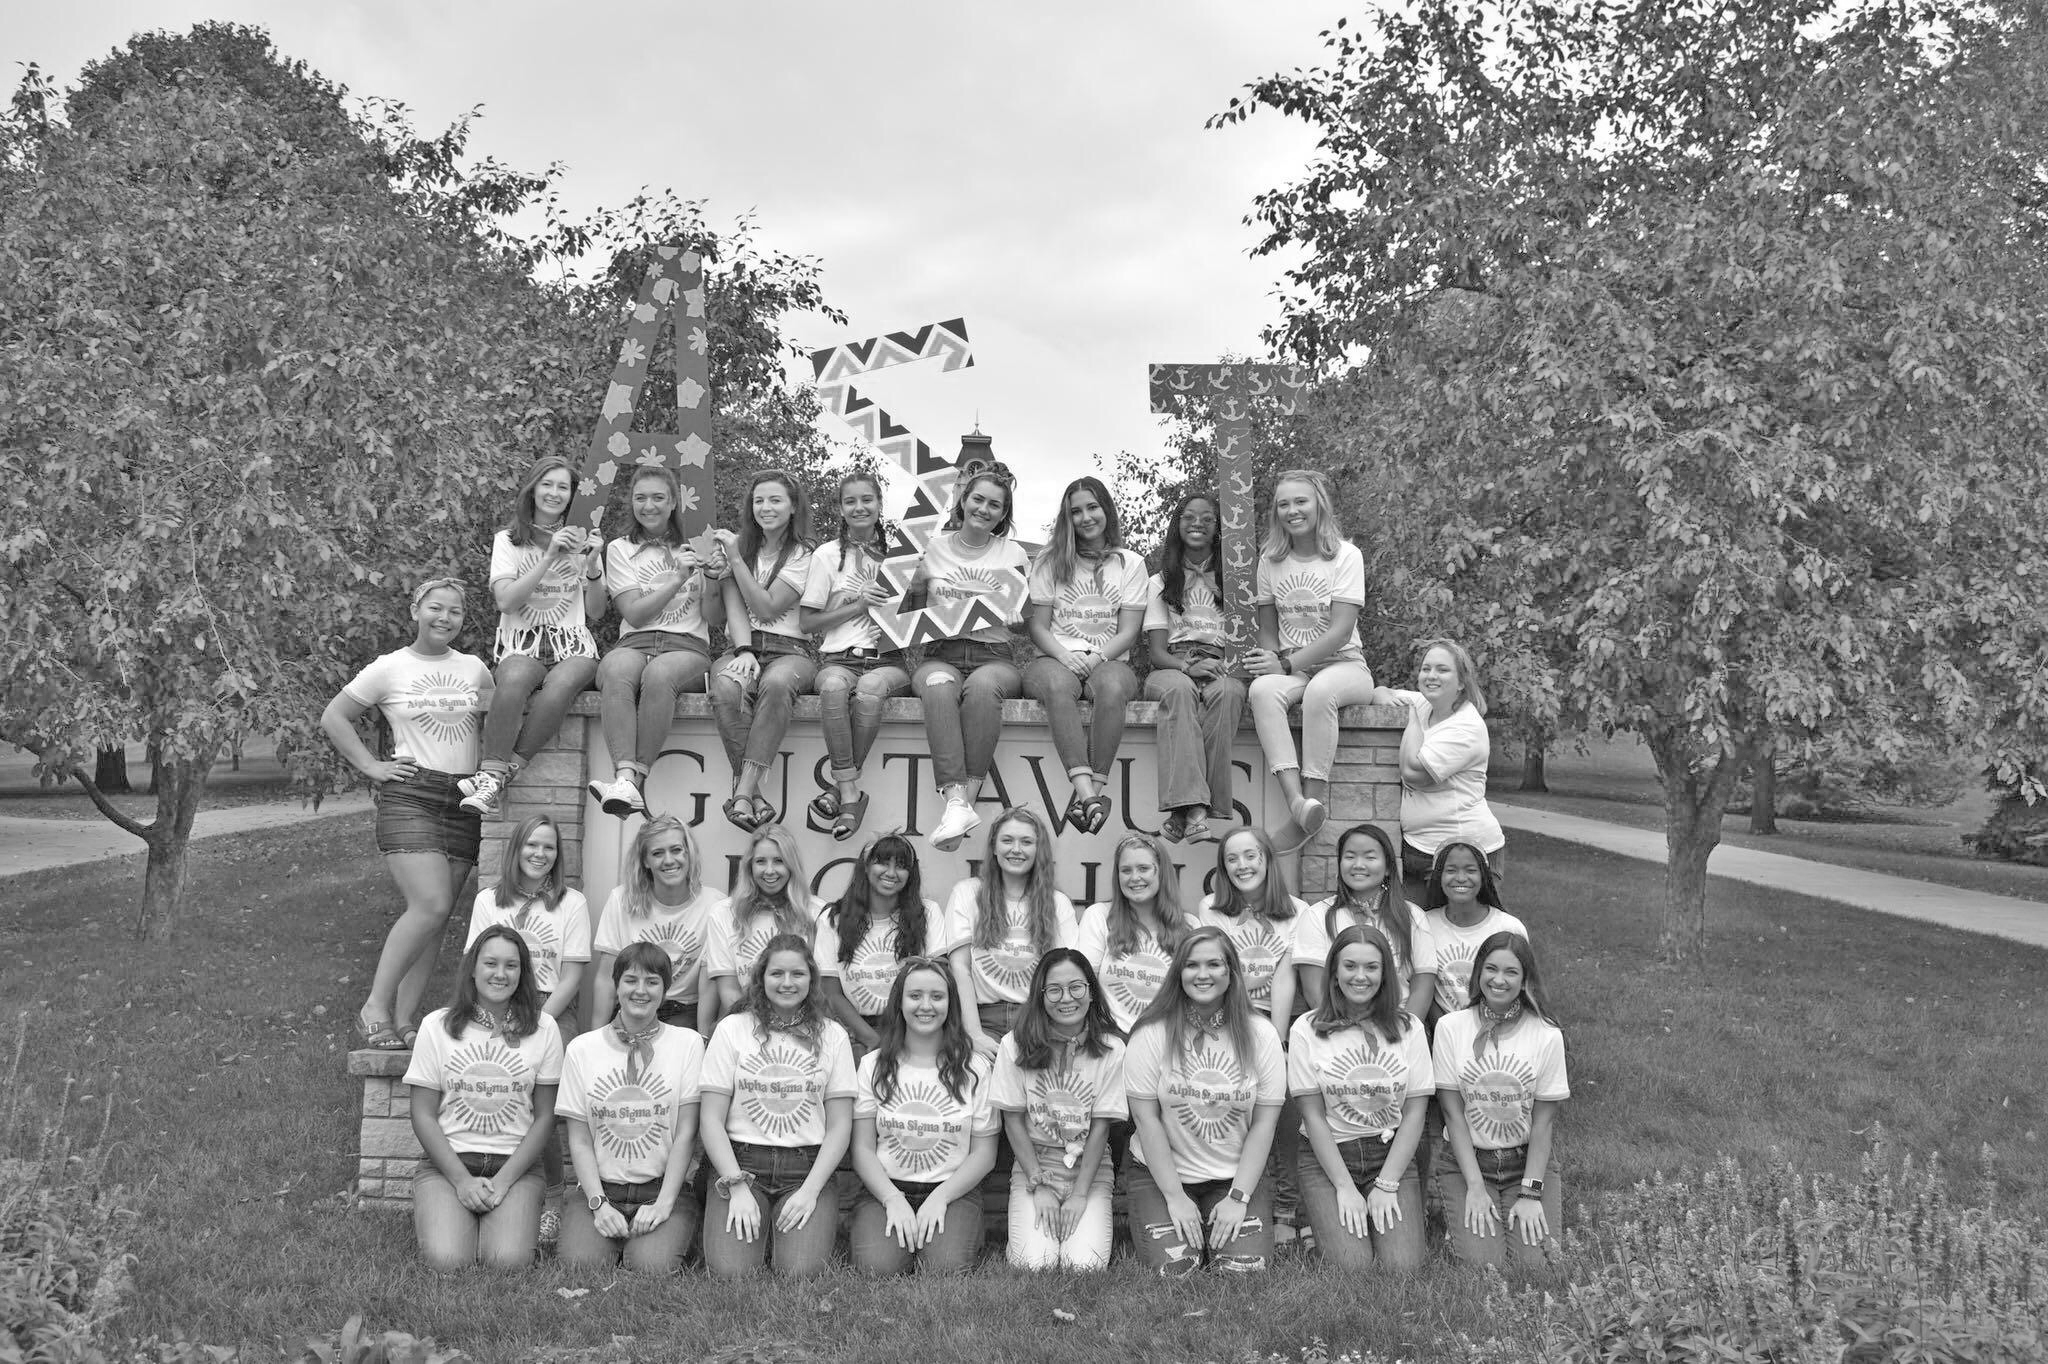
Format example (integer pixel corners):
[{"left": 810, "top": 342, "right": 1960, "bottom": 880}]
[
  {"left": 1011, "top": 948, "right": 1120, "bottom": 1071},
  {"left": 627, "top": 464, "right": 691, "bottom": 546},
  {"left": 1464, "top": 931, "right": 1557, "bottom": 1032},
  {"left": 869, "top": 957, "right": 978, "bottom": 1105},
  {"left": 1132, "top": 926, "right": 1259, "bottom": 1070},
  {"left": 830, "top": 470, "right": 885, "bottom": 569},
  {"left": 974, "top": 807, "right": 1062, "bottom": 954},
  {"left": 1156, "top": 492, "right": 1222, "bottom": 617},
  {"left": 828, "top": 833, "right": 929, "bottom": 967},
  {"left": 735, "top": 469, "right": 812, "bottom": 592},
  {"left": 1327, "top": 824, "right": 1411, "bottom": 971},
  {"left": 1423, "top": 840, "right": 1505, "bottom": 912},
  {"left": 738, "top": 933, "right": 830, "bottom": 1053},
  {"left": 506, "top": 455, "right": 574, "bottom": 548},
  {"left": 1036, "top": 475, "right": 1130, "bottom": 591},
  {"left": 1210, "top": 828, "right": 1297, "bottom": 924},
  {"left": 1307, "top": 925, "right": 1412, "bottom": 1051},
  {"left": 445, "top": 925, "right": 542, "bottom": 1042}
]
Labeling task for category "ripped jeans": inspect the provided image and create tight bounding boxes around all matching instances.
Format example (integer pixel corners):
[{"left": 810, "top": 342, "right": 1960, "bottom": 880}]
[{"left": 1124, "top": 1159, "right": 1273, "bottom": 1274}]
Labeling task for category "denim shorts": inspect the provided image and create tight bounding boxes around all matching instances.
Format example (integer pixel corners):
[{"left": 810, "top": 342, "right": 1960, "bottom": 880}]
[{"left": 374, "top": 768, "right": 481, "bottom": 862}]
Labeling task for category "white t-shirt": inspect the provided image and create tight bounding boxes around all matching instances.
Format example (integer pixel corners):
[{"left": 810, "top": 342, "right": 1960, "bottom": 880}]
[
  {"left": 403, "top": 1010, "right": 565, "bottom": 1156},
  {"left": 918, "top": 531, "right": 1031, "bottom": 644},
  {"left": 1073, "top": 901, "right": 1181, "bottom": 1033},
  {"left": 734, "top": 542, "right": 813, "bottom": 640},
  {"left": 465, "top": 886, "right": 592, "bottom": 997},
  {"left": 801, "top": 540, "right": 885, "bottom": 654},
  {"left": 1425, "top": 907, "right": 1531, "bottom": 1016},
  {"left": 1124, "top": 1017, "right": 1287, "bottom": 1184},
  {"left": 989, "top": 1033, "right": 1129, "bottom": 1170},
  {"left": 341, "top": 646, "right": 492, "bottom": 776},
  {"left": 1292, "top": 898, "right": 1439, "bottom": 994},
  {"left": 605, "top": 539, "right": 709, "bottom": 642},
  {"left": 1432, "top": 1008, "right": 1569, "bottom": 1150},
  {"left": 556, "top": 1023, "right": 706, "bottom": 1183},
  {"left": 593, "top": 886, "right": 727, "bottom": 1006},
  {"left": 854, "top": 1053, "right": 998, "bottom": 1184},
  {"left": 940, "top": 880, "right": 1079, "bottom": 1006},
  {"left": 700, "top": 1014, "right": 857, "bottom": 1148},
  {"left": 1254, "top": 541, "right": 1366, "bottom": 661},
  {"left": 1028, "top": 548, "right": 1151, "bottom": 656},
  {"left": 488, "top": 530, "right": 596, "bottom": 660},
  {"left": 1194, "top": 895, "right": 1307, "bottom": 1016},
  {"left": 1387, "top": 694, "right": 1503, "bottom": 855},
  {"left": 703, "top": 899, "right": 824, "bottom": 984},
  {"left": 814, "top": 900, "right": 945, "bottom": 1018},
  {"left": 1142, "top": 570, "right": 1229, "bottom": 649},
  {"left": 1287, "top": 1014, "right": 1435, "bottom": 1143}
]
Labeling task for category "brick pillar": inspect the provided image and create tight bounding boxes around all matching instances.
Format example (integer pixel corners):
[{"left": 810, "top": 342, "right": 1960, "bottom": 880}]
[
  {"left": 478, "top": 712, "right": 593, "bottom": 888},
  {"left": 1299, "top": 703, "right": 1406, "bottom": 900},
  {"left": 347, "top": 1048, "right": 420, "bottom": 1211}
]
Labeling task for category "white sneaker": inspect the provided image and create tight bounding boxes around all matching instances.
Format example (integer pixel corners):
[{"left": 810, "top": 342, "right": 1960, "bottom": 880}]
[
  {"left": 458, "top": 769, "right": 505, "bottom": 818},
  {"left": 588, "top": 775, "right": 647, "bottom": 819},
  {"left": 455, "top": 774, "right": 479, "bottom": 798},
  {"left": 928, "top": 797, "right": 981, "bottom": 852}
]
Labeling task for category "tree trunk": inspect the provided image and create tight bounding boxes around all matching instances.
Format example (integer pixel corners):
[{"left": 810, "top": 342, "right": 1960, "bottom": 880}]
[
  {"left": 1749, "top": 742, "right": 1778, "bottom": 835},
  {"left": 1648, "top": 731, "right": 1747, "bottom": 965},
  {"left": 133, "top": 748, "right": 216, "bottom": 941},
  {"left": 145, "top": 737, "right": 161, "bottom": 794},
  {"left": 1520, "top": 741, "right": 1549, "bottom": 792},
  {"left": 94, "top": 745, "right": 131, "bottom": 794}
]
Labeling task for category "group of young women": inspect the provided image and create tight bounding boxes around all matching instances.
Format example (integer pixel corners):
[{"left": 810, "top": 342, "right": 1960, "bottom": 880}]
[{"left": 322, "top": 454, "right": 1546, "bottom": 1277}]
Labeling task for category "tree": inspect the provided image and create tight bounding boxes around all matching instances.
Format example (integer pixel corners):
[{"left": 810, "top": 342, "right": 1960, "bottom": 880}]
[
  {"left": 1217, "top": 2, "right": 2048, "bottom": 960},
  {"left": 0, "top": 30, "right": 840, "bottom": 937}
]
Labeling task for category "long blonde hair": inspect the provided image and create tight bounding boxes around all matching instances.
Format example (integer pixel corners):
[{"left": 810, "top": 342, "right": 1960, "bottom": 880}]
[
  {"left": 623, "top": 815, "right": 701, "bottom": 918},
  {"left": 730, "top": 824, "right": 815, "bottom": 940},
  {"left": 974, "top": 807, "right": 1062, "bottom": 954},
  {"left": 1260, "top": 468, "right": 1346, "bottom": 561}
]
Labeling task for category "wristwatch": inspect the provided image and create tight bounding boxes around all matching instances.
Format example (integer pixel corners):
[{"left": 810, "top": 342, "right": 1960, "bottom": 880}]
[
  {"left": 1225, "top": 1186, "right": 1250, "bottom": 1205},
  {"left": 584, "top": 1189, "right": 608, "bottom": 1213},
  {"left": 1518, "top": 1177, "right": 1544, "bottom": 1199}
]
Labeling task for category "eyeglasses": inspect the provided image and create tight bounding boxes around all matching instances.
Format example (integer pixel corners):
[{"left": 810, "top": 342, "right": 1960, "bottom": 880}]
[
  {"left": 898, "top": 955, "right": 952, "bottom": 974},
  {"left": 1041, "top": 982, "right": 1091, "bottom": 1001}
]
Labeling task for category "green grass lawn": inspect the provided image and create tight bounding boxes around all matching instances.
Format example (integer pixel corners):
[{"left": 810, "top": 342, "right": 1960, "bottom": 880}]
[{"left": 5, "top": 813, "right": 2046, "bottom": 1362}]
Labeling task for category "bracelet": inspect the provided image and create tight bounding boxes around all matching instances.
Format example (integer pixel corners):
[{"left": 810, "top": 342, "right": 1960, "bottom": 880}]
[
  {"left": 1280, "top": 651, "right": 1295, "bottom": 675},
  {"left": 1514, "top": 1190, "right": 1543, "bottom": 1201},
  {"left": 714, "top": 1171, "right": 757, "bottom": 1196},
  {"left": 1372, "top": 1178, "right": 1401, "bottom": 1194},
  {"left": 733, "top": 645, "right": 759, "bottom": 658}
]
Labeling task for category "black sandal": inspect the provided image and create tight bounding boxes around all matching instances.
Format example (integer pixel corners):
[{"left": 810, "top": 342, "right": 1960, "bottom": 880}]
[
  {"left": 1079, "top": 793, "right": 1112, "bottom": 836},
  {"left": 808, "top": 790, "right": 842, "bottom": 823},
  {"left": 722, "top": 795, "right": 761, "bottom": 832}
]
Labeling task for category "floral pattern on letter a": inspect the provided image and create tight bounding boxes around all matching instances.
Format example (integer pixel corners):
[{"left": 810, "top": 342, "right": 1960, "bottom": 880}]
[
  {"left": 1166, "top": 1042, "right": 1252, "bottom": 1146},
  {"left": 439, "top": 1039, "right": 534, "bottom": 1138},
  {"left": 736, "top": 1038, "right": 822, "bottom": 1140},
  {"left": 1458, "top": 1052, "right": 1539, "bottom": 1148}
]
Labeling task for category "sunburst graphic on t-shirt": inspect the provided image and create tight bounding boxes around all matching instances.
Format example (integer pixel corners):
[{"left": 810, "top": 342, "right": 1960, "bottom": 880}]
[
  {"left": 520, "top": 556, "right": 584, "bottom": 626},
  {"left": 1324, "top": 1042, "right": 1407, "bottom": 1134},
  {"left": 934, "top": 566, "right": 1005, "bottom": 602},
  {"left": 1026, "top": 1065, "right": 1096, "bottom": 1159},
  {"left": 1228, "top": 925, "right": 1285, "bottom": 1004},
  {"left": 1459, "top": 1054, "right": 1538, "bottom": 1147},
  {"left": 510, "top": 915, "right": 564, "bottom": 991},
  {"left": 1436, "top": 946, "right": 1478, "bottom": 1011},
  {"left": 880, "top": 1077, "right": 963, "bottom": 1178},
  {"left": 1054, "top": 581, "right": 1119, "bottom": 648},
  {"left": 1103, "top": 944, "right": 1169, "bottom": 1023},
  {"left": 841, "top": 927, "right": 901, "bottom": 1017},
  {"left": 1271, "top": 570, "right": 1334, "bottom": 649},
  {"left": 1178, "top": 577, "right": 1225, "bottom": 635},
  {"left": 587, "top": 1068, "right": 673, "bottom": 1164},
  {"left": 975, "top": 936, "right": 1039, "bottom": 998},
  {"left": 439, "top": 1040, "right": 531, "bottom": 1136},
  {"left": 737, "top": 1039, "right": 820, "bottom": 1140},
  {"left": 1169, "top": 1043, "right": 1250, "bottom": 1145},
  {"left": 630, "top": 555, "right": 702, "bottom": 631},
  {"left": 733, "top": 920, "right": 777, "bottom": 979},
  {"left": 646, "top": 917, "right": 704, "bottom": 984},
  {"left": 400, "top": 670, "right": 482, "bottom": 745}
]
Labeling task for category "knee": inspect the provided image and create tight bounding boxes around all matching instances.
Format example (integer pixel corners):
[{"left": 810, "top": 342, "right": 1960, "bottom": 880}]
[
  {"left": 494, "top": 658, "right": 543, "bottom": 695},
  {"left": 1247, "top": 675, "right": 1291, "bottom": 706},
  {"left": 1090, "top": 668, "right": 1136, "bottom": 707},
  {"left": 815, "top": 671, "right": 854, "bottom": 702},
  {"left": 595, "top": 652, "right": 636, "bottom": 690}
]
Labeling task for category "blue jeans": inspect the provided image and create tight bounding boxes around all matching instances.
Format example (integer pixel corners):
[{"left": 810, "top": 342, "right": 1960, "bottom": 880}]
[
  {"left": 412, "top": 1155, "right": 543, "bottom": 1271},
  {"left": 1144, "top": 667, "right": 1246, "bottom": 817},
  {"left": 482, "top": 652, "right": 599, "bottom": 767},
  {"left": 911, "top": 639, "right": 1021, "bottom": 789},
  {"left": 557, "top": 1174, "right": 700, "bottom": 1273},
  {"left": 1297, "top": 1134, "right": 1426, "bottom": 1270},
  {"left": 1436, "top": 1139, "right": 1561, "bottom": 1271},
  {"left": 1023, "top": 656, "right": 1139, "bottom": 785},
  {"left": 1125, "top": 1158, "right": 1273, "bottom": 1274},
  {"left": 702, "top": 1140, "right": 837, "bottom": 1278},
  {"left": 596, "top": 632, "right": 711, "bottom": 775},
  {"left": 848, "top": 1178, "right": 984, "bottom": 1275},
  {"left": 815, "top": 652, "right": 912, "bottom": 781},
  {"left": 708, "top": 636, "right": 818, "bottom": 778}
]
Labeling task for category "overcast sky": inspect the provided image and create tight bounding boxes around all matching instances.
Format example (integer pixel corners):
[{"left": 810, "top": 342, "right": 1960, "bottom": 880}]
[{"left": 11, "top": 2, "right": 1338, "bottom": 533}]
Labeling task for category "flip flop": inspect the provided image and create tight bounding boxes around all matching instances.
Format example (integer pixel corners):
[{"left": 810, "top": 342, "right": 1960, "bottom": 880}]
[
  {"left": 833, "top": 793, "right": 870, "bottom": 842},
  {"left": 807, "top": 790, "right": 842, "bottom": 823},
  {"left": 722, "top": 795, "right": 761, "bottom": 832}
]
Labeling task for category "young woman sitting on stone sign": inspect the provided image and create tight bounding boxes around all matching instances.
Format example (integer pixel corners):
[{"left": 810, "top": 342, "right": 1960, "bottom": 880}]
[
  {"left": 815, "top": 832, "right": 945, "bottom": 1054},
  {"left": 706, "top": 469, "right": 817, "bottom": 832},
  {"left": 1023, "top": 476, "right": 1150, "bottom": 836},
  {"left": 1432, "top": 931, "right": 1568, "bottom": 1270},
  {"left": 705, "top": 825, "right": 822, "bottom": 1019},
  {"left": 698, "top": 934, "right": 857, "bottom": 1279},
  {"left": 1244, "top": 469, "right": 1376, "bottom": 851},
  {"left": 322, "top": 577, "right": 493, "bottom": 1052},
  {"left": 557, "top": 942, "right": 705, "bottom": 1272},
  {"left": 801, "top": 471, "right": 913, "bottom": 841},
  {"left": 1294, "top": 822, "right": 1437, "bottom": 1019},
  {"left": 849, "top": 957, "right": 998, "bottom": 1275},
  {"left": 1372, "top": 638, "right": 1507, "bottom": 897},
  {"left": 943, "top": 806, "right": 1081, "bottom": 1060},
  {"left": 587, "top": 464, "right": 716, "bottom": 820},
  {"left": 463, "top": 455, "right": 607, "bottom": 820},
  {"left": 907, "top": 465, "right": 1032, "bottom": 852},
  {"left": 991, "top": 948, "right": 1127, "bottom": 1271},
  {"left": 1143, "top": 491, "right": 1246, "bottom": 844},
  {"left": 591, "top": 815, "right": 726, "bottom": 1034},
  {"left": 404, "top": 925, "right": 564, "bottom": 1270}
]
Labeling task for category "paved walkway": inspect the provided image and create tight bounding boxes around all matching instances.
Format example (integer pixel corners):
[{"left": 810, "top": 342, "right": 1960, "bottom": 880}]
[
  {"left": 1494, "top": 801, "right": 2048, "bottom": 950},
  {"left": 0, "top": 793, "right": 371, "bottom": 878}
]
